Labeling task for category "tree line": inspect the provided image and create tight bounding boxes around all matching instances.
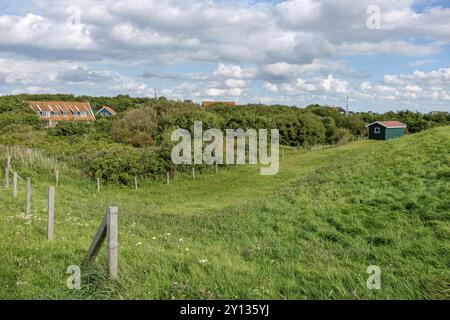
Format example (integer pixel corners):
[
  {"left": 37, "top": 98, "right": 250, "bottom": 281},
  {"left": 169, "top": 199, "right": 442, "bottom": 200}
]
[{"left": 0, "top": 94, "right": 448, "bottom": 184}]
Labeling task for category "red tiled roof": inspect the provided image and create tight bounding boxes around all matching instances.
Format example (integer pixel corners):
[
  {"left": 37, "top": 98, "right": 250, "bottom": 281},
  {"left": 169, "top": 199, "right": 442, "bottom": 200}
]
[
  {"left": 366, "top": 121, "right": 407, "bottom": 128},
  {"left": 202, "top": 101, "right": 236, "bottom": 108},
  {"left": 27, "top": 101, "right": 96, "bottom": 121},
  {"left": 378, "top": 121, "right": 407, "bottom": 128}
]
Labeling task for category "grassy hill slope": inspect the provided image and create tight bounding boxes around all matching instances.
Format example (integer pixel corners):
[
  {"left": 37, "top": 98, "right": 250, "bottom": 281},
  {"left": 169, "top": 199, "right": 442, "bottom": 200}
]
[{"left": 0, "top": 127, "right": 449, "bottom": 299}]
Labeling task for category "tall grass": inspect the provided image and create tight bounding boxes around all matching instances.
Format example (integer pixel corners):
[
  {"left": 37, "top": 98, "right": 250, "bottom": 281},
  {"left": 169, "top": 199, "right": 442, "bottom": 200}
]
[{"left": 0, "top": 127, "right": 449, "bottom": 299}]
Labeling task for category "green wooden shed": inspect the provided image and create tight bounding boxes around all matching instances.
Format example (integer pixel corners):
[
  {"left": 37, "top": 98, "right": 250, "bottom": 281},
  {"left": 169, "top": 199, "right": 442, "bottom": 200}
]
[{"left": 366, "top": 121, "right": 407, "bottom": 140}]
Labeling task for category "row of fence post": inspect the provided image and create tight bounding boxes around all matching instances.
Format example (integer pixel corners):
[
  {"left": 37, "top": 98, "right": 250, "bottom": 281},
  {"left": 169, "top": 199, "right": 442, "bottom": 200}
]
[
  {"left": 3, "top": 165, "right": 118, "bottom": 279},
  {"left": 6, "top": 144, "right": 314, "bottom": 196}
]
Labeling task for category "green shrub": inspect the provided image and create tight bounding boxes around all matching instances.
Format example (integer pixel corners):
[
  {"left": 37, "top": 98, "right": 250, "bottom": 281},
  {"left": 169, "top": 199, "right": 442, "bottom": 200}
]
[
  {"left": 86, "top": 146, "right": 168, "bottom": 185},
  {"left": 50, "top": 121, "right": 91, "bottom": 136},
  {"left": 0, "top": 111, "right": 41, "bottom": 131},
  {"left": 111, "top": 107, "right": 159, "bottom": 147}
]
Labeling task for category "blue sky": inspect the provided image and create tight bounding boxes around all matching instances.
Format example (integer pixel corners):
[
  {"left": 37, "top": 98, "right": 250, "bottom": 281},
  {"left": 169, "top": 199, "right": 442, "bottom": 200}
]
[{"left": 0, "top": 0, "right": 449, "bottom": 112}]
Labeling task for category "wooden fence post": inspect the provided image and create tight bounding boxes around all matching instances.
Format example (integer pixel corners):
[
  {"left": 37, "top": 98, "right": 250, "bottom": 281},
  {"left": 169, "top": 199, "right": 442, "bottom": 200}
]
[
  {"left": 192, "top": 167, "right": 195, "bottom": 180},
  {"left": 97, "top": 178, "right": 100, "bottom": 192},
  {"left": 106, "top": 206, "right": 119, "bottom": 279},
  {"left": 47, "top": 186, "right": 55, "bottom": 241},
  {"left": 6, "top": 155, "right": 11, "bottom": 187},
  {"left": 4, "top": 165, "right": 9, "bottom": 189},
  {"left": 26, "top": 177, "right": 31, "bottom": 215},
  {"left": 134, "top": 176, "right": 138, "bottom": 190},
  {"left": 13, "top": 172, "right": 18, "bottom": 198},
  {"left": 84, "top": 206, "right": 119, "bottom": 280},
  {"left": 166, "top": 172, "right": 170, "bottom": 185}
]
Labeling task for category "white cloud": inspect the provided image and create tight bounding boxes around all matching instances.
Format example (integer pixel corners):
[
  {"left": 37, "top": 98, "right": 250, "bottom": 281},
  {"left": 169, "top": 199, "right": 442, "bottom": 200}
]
[
  {"left": 296, "top": 79, "right": 317, "bottom": 92},
  {"left": 206, "top": 87, "right": 244, "bottom": 97},
  {"left": 224, "top": 79, "right": 250, "bottom": 89},
  {"left": 384, "top": 75, "right": 404, "bottom": 85},
  {"left": 2, "top": 0, "right": 448, "bottom": 63},
  {"left": 353, "top": 67, "right": 450, "bottom": 106},
  {"left": 112, "top": 77, "right": 154, "bottom": 96},
  {"left": 263, "top": 82, "right": 279, "bottom": 93},
  {"left": 214, "top": 63, "right": 256, "bottom": 79},
  {"left": 320, "top": 74, "right": 348, "bottom": 93},
  {"left": 339, "top": 41, "right": 437, "bottom": 56},
  {"left": 11, "top": 86, "right": 56, "bottom": 95},
  {"left": 0, "top": 13, "right": 93, "bottom": 50}
]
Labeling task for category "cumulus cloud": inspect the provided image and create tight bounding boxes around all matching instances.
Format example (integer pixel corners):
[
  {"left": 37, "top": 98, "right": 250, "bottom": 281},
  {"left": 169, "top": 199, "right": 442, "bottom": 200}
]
[
  {"left": 3, "top": 0, "right": 449, "bottom": 62},
  {"left": 263, "top": 82, "right": 279, "bottom": 93},
  {"left": 214, "top": 64, "right": 256, "bottom": 80},
  {"left": 56, "top": 66, "right": 115, "bottom": 82},
  {"left": 358, "top": 67, "right": 450, "bottom": 104},
  {"left": 112, "top": 77, "right": 155, "bottom": 96},
  {"left": 0, "top": 0, "right": 449, "bottom": 111}
]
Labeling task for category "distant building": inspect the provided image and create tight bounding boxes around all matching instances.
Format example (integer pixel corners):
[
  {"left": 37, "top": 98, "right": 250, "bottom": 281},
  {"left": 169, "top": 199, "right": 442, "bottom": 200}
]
[
  {"left": 96, "top": 106, "right": 117, "bottom": 117},
  {"left": 202, "top": 101, "right": 236, "bottom": 108},
  {"left": 27, "top": 101, "right": 96, "bottom": 127},
  {"left": 366, "top": 121, "right": 407, "bottom": 141},
  {"left": 329, "top": 106, "right": 347, "bottom": 114},
  {"left": 429, "top": 111, "right": 448, "bottom": 116}
]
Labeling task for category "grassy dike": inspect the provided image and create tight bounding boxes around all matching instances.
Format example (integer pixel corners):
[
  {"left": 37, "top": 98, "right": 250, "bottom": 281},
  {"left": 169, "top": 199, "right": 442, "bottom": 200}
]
[{"left": 0, "top": 127, "right": 449, "bottom": 299}]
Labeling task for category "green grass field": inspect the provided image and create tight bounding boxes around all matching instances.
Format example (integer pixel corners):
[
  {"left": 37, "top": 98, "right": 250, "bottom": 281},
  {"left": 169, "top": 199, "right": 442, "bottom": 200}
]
[{"left": 0, "top": 127, "right": 449, "bottom": 299}]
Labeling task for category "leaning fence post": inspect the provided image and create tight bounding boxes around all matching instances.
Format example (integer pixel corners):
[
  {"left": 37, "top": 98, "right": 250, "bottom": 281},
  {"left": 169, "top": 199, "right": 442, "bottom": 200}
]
[
  {"left": 26, "top": 177, "right": 31, "bottom": 215},
  {"left": 13, "top": 172, "right": 18, "bottom": 198},
  {"left": 47, "top": 186, "right": 55, "bottom": 241},
  {"left": 96, "top": 178, "right": 100, "bottom": 192},
  {"left": 106, "top": 206, "right": 119, "bottom": 279},
  {"left": 84, "top": 206, "right": 119, "bottom": 280}
]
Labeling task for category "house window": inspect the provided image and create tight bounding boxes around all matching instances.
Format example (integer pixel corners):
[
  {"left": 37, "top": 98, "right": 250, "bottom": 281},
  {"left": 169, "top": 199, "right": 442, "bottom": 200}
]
[{"left": 374, "top": 127, "right": 381, "bottom": 134}]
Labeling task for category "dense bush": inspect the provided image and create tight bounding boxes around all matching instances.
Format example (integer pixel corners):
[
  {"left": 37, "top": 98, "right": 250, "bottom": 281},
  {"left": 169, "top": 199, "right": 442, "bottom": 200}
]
[
  {"left": 0, "top": 111, "right": 41, "bottom": 131},
  {"left": 0, "top": 96, "right": 35, "bottom": 114},
  {"left": 50, "top": 121, "right": 91, "bottom": 136},
  {"left": 86, "top": 146, "right": 168, "bottom": 185},
  {"left": 335, "top": 114, "right": 366, "bottom": 137},
  {"left": 111, "top": 107, "right": 159, "bottom": 147}
]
